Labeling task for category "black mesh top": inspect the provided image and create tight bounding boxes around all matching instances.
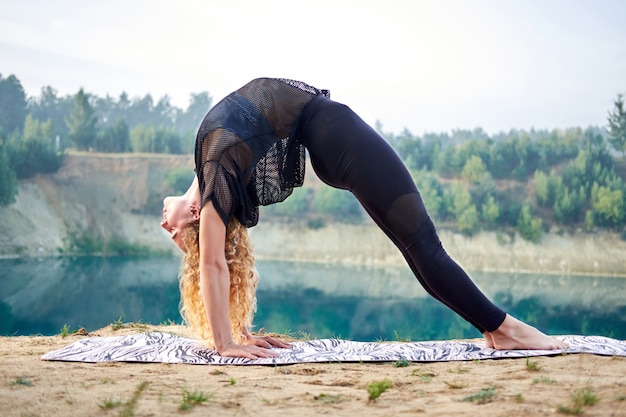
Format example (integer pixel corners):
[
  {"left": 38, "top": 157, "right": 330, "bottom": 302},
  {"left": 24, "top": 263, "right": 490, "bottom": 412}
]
[{"left": 194, "top": 78, "right": 330, "bottom": 227}]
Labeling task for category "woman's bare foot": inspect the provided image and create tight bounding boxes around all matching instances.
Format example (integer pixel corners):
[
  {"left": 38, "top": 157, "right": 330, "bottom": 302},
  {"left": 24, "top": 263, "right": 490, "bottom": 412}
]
[
  {"left": 484, "top": 314, "right": 568, "bottom": 350},
  {"left": 483, "top": 332, "right": 495, "bottom": 349}
]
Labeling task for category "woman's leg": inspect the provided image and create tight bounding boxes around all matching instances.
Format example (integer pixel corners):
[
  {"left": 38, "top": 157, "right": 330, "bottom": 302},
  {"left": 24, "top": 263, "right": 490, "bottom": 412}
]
[{"left": 300, "top": 97, "right": 506, "bottom": 334}]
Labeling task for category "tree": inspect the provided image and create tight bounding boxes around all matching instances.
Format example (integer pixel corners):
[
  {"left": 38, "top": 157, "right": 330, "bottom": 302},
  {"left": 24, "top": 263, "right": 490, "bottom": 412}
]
[
  {"left": 66, "top": 89, "right": 97, "bottom": 150},
  {"left": 266, "top": 186, "right": 309, "bottom": 217},
  {"left": 0, "top": 137, "right": 18, "bottom": 206},
  {"left": 176, "top": 92, "right": 213, "bottom": 135},
  {"left": 553, "top": 186, "right": 585, "bottom": 224},
  {"left": 481, "top": 195, "right": 500, "bottom": 227},
  {"left": 534, "top": 170, "right": 550, "bottom": 207},
  {"left": 461, "top": 155, "right": 488, "bottom": 184},
  {"left": 412, "top": 170, "right": 445, "bottom": 220},
  {"left": 591, "top": 182, "right": 625, "bottom": 227},
  {"left": 0, "top": 73, "right": 27, "bottom": 135},
  {"left": 314, "top": 185, "right": 362, "bottom": 222},
  {"left": 449, "top": 181, "right": 479, "bottom": 235},
  {"left": 517, "top": 204, "right": 542, "bottom": 243},
  {"left": 166, "top": 167, "right": 195, "bottom": 195},
  {"left": 130, "top": 124, "right": 181, "bottom": 153},
  {"left": 607, "top": 93, "right": 626, "bottom": 156},
  {"left": 7, "top": 115, "right": 64, "bottom": 178},
  {"left": 94, "top": 118, "right": 130, "bottom": 152},
  {"left": 28, "top": 86, "right": 74, "bottom": 145}
]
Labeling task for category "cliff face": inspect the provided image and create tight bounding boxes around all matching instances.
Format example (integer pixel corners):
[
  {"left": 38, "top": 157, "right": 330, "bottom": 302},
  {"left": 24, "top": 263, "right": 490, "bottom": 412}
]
[
  {"left": 1, "top": 153, "right": 625, "bottom": 276},
  {"left": 0, "top": 152, "right": 193, "bottom": 257}
]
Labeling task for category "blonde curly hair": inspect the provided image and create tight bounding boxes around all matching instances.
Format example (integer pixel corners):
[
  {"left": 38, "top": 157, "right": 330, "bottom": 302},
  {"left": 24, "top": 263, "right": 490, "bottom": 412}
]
[{"left": 177, "top": 218, "right": 258, "bottom": 347}]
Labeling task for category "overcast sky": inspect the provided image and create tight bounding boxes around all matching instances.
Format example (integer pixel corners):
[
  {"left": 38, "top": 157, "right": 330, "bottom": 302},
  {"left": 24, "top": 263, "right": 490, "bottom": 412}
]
[{"left": 1, "top": 0, "right": 625, "bottom": 135}]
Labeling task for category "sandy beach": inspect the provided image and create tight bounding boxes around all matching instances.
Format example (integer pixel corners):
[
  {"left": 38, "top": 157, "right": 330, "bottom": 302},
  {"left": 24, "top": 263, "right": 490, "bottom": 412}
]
[{"left": 1, "top": 324, "right": 625, "bottom": 417}]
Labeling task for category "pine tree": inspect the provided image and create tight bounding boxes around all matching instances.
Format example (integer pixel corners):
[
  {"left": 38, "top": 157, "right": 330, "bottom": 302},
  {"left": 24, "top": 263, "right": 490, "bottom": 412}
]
[
  {"left": 607, "top": 93, "right": 626, "bottom": 156},
  {"left": 66, "top": 89, "right": 97, "bottom": 150}
]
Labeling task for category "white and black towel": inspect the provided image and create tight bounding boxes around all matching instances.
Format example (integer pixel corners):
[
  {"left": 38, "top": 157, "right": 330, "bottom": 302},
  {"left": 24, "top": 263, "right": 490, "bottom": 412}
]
[{"left": 41, "top": 333, "right": 626, "bottom": 365}]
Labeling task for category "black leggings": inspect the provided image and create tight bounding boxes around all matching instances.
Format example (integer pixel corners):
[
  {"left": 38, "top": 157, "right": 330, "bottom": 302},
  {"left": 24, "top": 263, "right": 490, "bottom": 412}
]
[{"left": 299, "top": 95, "right": 506, "bottom": 334}]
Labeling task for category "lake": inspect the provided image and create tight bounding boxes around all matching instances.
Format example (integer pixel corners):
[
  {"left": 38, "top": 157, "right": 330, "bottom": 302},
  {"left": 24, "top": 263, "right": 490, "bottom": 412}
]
[{"left": 1, "top": 256, "right": 624, "bottom": 341}]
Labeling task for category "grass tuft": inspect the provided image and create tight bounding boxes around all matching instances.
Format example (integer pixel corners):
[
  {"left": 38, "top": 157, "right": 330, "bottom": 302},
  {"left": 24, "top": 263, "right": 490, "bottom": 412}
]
[
  {"left": 120, "top": 381, "right": 149, "bottom": 417},
  {"left": 60, "top": 324, "right": 70, "bottom": 338},
  {"left": 557, "top": 387, "right": 599, "bottom": 415},
  {"left": 572, "top": 387, "right": 599, "bottom": 407},
  {"left": 462, "top": 386, "right": 496, "bottom": 404},
  {"left": 97, "top": 398, "right": 122, "bottom": 410},
  {"left": 367, "top": 378, "right": 393, "bottom": 402},
  {"left": 525, "top": 356, "right": 542, "bottom": 372},
  {"left": 393, "top": 359, "right": 410, "bottom": 368},
  {"left": 411, "top": 369, "right": 436, "bottom": 383},
  {"left": 12, "top": 376, "right": 33, "bottom": 387},
  {"left": 533, "top": 376, "right": 557, "bottom": 385},
  {"left": 444, "top": 380, "right": 468, "bottom": 389},
  {"left": 394, "top": 331, "right": 411, "bottom": 342},
  {"left": 179, "top": 387, "right": 212, "bottom": 411}
]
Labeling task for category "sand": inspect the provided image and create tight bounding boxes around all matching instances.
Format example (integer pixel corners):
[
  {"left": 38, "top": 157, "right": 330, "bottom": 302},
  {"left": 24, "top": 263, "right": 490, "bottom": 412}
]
[{"left": 1, "top": 324, "right": 625, "bottom": 417}]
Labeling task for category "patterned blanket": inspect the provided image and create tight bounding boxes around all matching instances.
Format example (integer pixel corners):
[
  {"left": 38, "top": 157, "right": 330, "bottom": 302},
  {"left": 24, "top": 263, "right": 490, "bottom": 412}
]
[{"left": 41, "top": 333, "right": 626, "bottom": 365}]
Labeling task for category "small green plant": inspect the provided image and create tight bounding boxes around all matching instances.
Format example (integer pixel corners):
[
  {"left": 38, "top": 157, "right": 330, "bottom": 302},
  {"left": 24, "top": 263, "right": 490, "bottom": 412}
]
[
  {"left": 367, "top": 378, "right": 393, "bottom": 402},
  {"left": 260, "top": 396, "right": 279, "bottom": 406},
  {"left": 296, "top": 330, "right": 311, "bottom": 340},
  {"left": 411, "top": 369, "right": 435, "bottom": 383},
  {"left": 447, "top": 367, "right": 469, "bottom": 374},
  {"left": 229, "top": 377, "right": 236, "bottom": 386},
  {"left": 393, "top": 359, "right": 410, "bottom": 368},
  {"left": 533, "top": 376, "right": 557, "bottom": 385},
  {"left": 12, "top": 376, "right": 33, "bottom": 387},
  {"left": 462, "top": 386, "right": 496, "bottom": 404},
  {"left": 97, "top": 398, "right": 122, "bottom": 410},
  {"left": 572, "top": 387, "right": 599, "bottom": 407},
  {"left": 557, "top": 387, "right": 599, "bottom": 415},
  {"left": 119, "top": 381, "right": 149, "bottom": 417},
  {"left": 60, "top": 324, "right": 70, "bottom": 338},
  {"left": 514, "top": 393, "right": 524, "bottom": 403},
  {"left": 444, "top": 380, "right": 467, "bottom": 389},
  {"left": 111, "top": 316, "right": 125, "bottom": 330},
  {"left": 525, "top": 356, "right": 542, "bottom": 372},
  {"left": 394, "top": 331, "right": 411, "bottom": 342},
  {"left": 179, "top": 388, "right": 211, "bottom": 411}
]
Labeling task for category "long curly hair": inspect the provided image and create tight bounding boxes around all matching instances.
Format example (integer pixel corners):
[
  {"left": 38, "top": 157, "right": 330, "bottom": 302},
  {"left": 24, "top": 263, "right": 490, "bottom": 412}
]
[{"left": 177, "top": 218, "right": 258, "bottom": 347}]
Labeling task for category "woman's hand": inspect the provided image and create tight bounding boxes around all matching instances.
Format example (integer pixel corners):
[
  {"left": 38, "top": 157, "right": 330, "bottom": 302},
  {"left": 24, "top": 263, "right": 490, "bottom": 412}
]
[
  {"left": 243, "top": 331, "right": 292, "bottom": 350},
  {"left": 217, "top": 335, "right": 291, "bottom": 359},
  {"left": 217, "top": 341, "right": 280, "bottom": 360}
]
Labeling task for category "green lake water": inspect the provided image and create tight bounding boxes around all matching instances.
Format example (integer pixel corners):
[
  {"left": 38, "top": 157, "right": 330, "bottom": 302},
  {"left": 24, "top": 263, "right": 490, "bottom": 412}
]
[{"left": 1, "top": 256, "right": 624, "bottom": 341}]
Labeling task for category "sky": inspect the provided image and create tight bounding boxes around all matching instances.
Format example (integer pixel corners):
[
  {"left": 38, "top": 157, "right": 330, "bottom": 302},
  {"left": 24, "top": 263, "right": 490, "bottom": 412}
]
[{"left": 1, "top": 0, "right": 625, "bottom": 135}]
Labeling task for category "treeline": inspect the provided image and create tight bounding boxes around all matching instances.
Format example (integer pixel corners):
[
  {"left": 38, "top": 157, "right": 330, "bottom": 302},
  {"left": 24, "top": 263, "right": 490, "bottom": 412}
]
[
  {"left": 1, "top": 71, "right": 626, "bottom": 241},
  {"left": 0, "top": 72, "right": 212, "bottom": 205}
]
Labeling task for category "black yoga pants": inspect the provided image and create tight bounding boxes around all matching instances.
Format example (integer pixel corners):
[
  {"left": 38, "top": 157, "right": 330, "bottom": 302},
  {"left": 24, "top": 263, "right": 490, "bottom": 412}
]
[{"left": 298, "top": 95, "right": 506, "bottom": 334}]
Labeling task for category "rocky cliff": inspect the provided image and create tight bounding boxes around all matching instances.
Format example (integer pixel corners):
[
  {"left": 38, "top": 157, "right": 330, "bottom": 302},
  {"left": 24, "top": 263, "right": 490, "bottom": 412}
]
[{"left": 2, "top": 152, "right": 625, "bottom": 276}]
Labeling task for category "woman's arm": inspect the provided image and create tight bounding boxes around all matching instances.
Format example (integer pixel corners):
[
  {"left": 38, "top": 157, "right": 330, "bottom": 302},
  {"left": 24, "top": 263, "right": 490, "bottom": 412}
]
[{"left": 198, "top": 202, "right": 279, "bottom": 359}]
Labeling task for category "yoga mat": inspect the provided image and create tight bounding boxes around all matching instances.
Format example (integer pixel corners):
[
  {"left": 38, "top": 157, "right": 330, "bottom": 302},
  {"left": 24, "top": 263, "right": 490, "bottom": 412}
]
[{"left": 42, "top": 333, "right": 626, "bottom": 365}]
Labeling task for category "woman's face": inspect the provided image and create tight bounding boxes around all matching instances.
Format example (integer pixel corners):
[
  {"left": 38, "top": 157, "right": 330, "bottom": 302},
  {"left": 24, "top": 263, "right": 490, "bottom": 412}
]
[{"left": 161, "top": 196, "right": 196, "bottom": 250}]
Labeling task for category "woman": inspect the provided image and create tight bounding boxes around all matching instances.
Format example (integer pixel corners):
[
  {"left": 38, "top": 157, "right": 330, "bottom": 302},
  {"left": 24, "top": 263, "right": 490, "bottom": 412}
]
[{"left": 161, "top": 78, "right": 567, "bottom": 359}]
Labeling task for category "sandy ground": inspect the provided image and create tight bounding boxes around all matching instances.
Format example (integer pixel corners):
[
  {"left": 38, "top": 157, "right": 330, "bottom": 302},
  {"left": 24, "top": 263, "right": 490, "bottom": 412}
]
[{"left": 1, "top": 324, "right": 625, "bottom": 417}]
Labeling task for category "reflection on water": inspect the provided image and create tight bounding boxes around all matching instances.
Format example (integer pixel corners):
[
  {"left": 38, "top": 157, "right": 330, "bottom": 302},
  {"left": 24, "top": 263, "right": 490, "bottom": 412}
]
[{"left": 0, "top": 257, "right": 624, "bottom": 341}]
